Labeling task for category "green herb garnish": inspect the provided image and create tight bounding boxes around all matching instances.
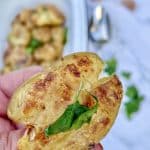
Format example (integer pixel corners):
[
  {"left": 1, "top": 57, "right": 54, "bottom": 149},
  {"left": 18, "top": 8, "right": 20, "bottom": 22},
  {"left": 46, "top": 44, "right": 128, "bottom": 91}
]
[
  {"left": 121, "top": 71, "right": 131, "bottom": 80},
  {"left": 105, "top": 57, "right": 117, "bottom": 75},
  {"left": 26, "top": 38, "right": 42, "bottom": 54},
  {"left": 63, "top": 27, "right": 68, "bottom": 44},
  {"left": 125, "top": 85, "right": 144, "bottom": 119},
  {"left": 45, "top": 93, "right": 98, "bottom": 136}
]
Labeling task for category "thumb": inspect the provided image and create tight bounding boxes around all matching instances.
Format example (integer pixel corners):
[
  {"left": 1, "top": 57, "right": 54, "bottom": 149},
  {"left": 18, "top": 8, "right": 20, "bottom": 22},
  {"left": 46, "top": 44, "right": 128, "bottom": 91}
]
[{"left": 0, "top": 129, "right": 25, "bottom": 150}]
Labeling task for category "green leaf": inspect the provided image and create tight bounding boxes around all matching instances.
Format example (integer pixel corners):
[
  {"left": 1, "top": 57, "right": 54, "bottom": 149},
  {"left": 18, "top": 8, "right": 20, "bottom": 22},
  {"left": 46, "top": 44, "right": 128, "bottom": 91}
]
[
  {"left": 45, "top": 92, "right": 98, "bottom": 136},
  {"left": 45, "top": 108, "right": 74, "bottom": 136},
  {"left": 73, "top": 101, "right": 89, "bottom": 118},
  {"left": 71, "top": 100, "right": 98, "bottom": 130},
  {"left": 125, "top": 101, "right": 140, "bottom": 119},
  {"left": 26, "top": 38, "right": 42, "bottom": 54},
  {"left": 126, "top": 85, "right": 138, "bottom": 99},
  {"left": 125, "top": 85, "right": 144, "bottom": 119},
  {"left": 45, "top": 101, "right": 89, "bottom": 136},
  {"left": 121, "top": 71, "right": 131, "bottom": 80},
  {"left": 63, "top": 27, "right": 68, "bottom": 44},
  {"left": 104, "top": 57, "right": 117, "bottom": 75}
]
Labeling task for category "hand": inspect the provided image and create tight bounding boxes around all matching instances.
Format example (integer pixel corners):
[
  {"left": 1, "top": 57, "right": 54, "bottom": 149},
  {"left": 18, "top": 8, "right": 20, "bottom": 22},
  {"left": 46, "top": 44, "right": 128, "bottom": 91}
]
[
  {"left": 0, "top": 67, "right": 42, "bottom": 150},
  {"left": 0, "top": 67, "right": 103, "bottom": 150},
  {"left": 90, "top": 143, "right": 103, "bottom": 150}
]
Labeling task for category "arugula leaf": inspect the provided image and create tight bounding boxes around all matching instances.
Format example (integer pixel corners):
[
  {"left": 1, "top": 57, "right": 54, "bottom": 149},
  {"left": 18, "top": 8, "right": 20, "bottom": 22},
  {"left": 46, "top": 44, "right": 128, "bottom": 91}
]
[
  {"left": 125, "top": 85, "right": 144, "bottom": 119},
  {"left": 121, "top": 71, "right": 131, "bottom": 80},
  {"left": 105, "top": 57, "right": 117, "bottom": 75},
  {"left": 26, "top": 38, "right": 42, "bottom": 54}
]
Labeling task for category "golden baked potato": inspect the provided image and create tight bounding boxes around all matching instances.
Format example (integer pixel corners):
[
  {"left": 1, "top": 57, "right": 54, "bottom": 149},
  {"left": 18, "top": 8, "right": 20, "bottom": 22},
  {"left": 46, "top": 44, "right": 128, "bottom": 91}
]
[
  {"left": 8, "top": 23, "right": 31, "bottom": 46},
  {"left": 4, "top": 46, "right": 32, "bottom": 70},
  {"left": 32, "top": 26, "right": 65, "bottom": 47},
  {"left": 14, "top": 9, "right": 35, "bottom": 29},
  {"left": 7, "top": 52, "right": 123, "bottom": 150},
  {"left": 31, "top": 5, "right": 65, "bottom": 26},
  {"left": 33, "top": 43, "right": 61, "bottom": 62}
]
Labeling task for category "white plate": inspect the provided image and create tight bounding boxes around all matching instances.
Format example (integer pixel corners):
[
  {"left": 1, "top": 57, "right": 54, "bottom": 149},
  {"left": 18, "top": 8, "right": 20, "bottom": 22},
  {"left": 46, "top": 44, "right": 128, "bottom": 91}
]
[{"left": 0, "top": 0, "right": 88, "bottom": 69}]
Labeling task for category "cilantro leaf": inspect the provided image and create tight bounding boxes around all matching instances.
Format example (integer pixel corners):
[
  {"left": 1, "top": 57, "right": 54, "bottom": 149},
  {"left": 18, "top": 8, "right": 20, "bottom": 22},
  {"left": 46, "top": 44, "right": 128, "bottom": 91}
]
[
  {"left": 126, "top": 86, "right": 138, "bottom": 99},
  {"left": 121, "top": 71, "right": 131, "bottom": 80},
  {"left": 104, "top": 57, "right": 117, "bottom": 75},
  {"left": 125, "top": 101, "right": 140, "bottom": 119},
  {"left": 125, "top": 85, "right": 144, "bottom": 119}
]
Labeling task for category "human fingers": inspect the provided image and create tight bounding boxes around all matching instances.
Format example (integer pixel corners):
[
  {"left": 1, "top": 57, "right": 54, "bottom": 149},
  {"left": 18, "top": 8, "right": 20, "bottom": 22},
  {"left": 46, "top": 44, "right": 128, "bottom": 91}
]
[
  {"left": 0, "top": 90, "right": 8, "bottom": 116},
  {"left": 0, "top": 66, "right": 43, "bottom": 98},
  {"left": 90, "top": 143, "right": 103, "bottom": 150},
  {"left": 0, "top": 66, "right": 42, "bottom": 116},
  {"left": 0, "top": 129, "right": 25, "bottom": 150},
  {"left": 0, "top": 117, "right": 15, "bottom": 133}
]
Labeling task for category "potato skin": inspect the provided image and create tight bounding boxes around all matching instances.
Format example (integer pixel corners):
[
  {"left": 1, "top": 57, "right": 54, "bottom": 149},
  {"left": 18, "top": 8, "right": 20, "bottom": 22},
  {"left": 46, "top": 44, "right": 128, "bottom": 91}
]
[
  {"left": 7, "top": 52, "right": 122, "bottom": 150},
  {"left": 7, "top": 52, "right": 104, "bottom": 126}
]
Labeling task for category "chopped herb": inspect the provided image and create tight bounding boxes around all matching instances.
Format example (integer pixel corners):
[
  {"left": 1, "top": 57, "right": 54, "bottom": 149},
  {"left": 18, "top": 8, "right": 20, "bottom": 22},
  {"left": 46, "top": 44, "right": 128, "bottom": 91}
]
[
  {"left": 126, "top": 86, "right": 138, "bottom": 98},
  {"left": 104, "top": 57, "right": 117, "bottom": 75},
  {"left": 26, "top": 38, "right": 42, "bottom": 54},
  {"left": 63, "top": 27, "right": 68, "bottom": 44},
  {"left": 121, "top": 71, "right": 131, "bottom": 80},
  {"left": 125, "top": 85, "right": 144, "bottom": 119}
]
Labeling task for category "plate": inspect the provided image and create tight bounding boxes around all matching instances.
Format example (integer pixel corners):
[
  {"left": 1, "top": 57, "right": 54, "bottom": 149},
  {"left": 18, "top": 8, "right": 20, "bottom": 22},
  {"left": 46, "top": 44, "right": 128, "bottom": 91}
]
[{"left": 0, "top": 0, "right": 88, "bottom": 69}]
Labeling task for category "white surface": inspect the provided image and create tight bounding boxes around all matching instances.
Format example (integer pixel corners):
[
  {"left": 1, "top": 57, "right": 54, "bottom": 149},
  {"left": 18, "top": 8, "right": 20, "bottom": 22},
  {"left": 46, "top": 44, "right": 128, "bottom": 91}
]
[
  {"left": 0, "top": 0, "right": 88, "bottom": 69},
  {"left": 88, "top": 1, "right": 150, "bottom": 150}
]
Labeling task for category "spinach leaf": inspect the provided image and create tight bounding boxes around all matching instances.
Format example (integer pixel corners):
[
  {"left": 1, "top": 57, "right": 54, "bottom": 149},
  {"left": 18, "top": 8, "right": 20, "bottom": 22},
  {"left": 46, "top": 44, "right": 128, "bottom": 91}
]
[
  {"left": 73, "top": 101, "right": 89, "bottom": 119},
  {"left": 71, "top": 99, "right": 98, "bottom": 130},
  {"left": 45, "top": 101, "right": 89, "bottom": 136},
  {"left": 45, "top": 93, "right": 98, "bottom": 136},
  {"left": 45, "top": 108, "right": 74, "bottom": 136}
]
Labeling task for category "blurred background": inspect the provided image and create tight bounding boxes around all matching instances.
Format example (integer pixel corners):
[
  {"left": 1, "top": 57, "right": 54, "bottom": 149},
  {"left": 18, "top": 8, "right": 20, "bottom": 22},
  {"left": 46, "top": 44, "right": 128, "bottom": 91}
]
[{"left": 0, "top": 0, "right": 150, "bottom": 149}]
